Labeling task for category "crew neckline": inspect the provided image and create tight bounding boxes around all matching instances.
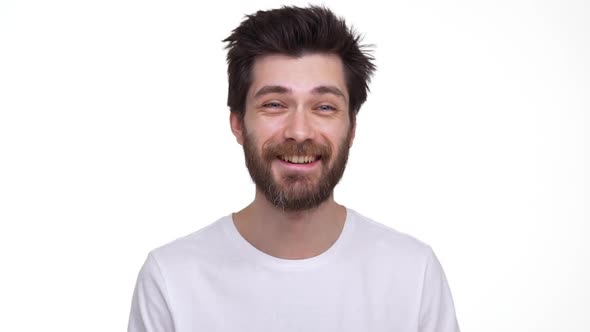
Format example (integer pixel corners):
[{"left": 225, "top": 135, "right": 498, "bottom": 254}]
[{"left": 222, "top": 207, "right": 356, "bottom": 271}]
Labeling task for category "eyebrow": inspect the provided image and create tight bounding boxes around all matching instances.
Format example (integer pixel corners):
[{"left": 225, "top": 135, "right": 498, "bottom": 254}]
[
  {"left": 312, "top": 86, "right": 345, "bottom": 99},
  {"left": 253, "top": 85, "right": 346, "bottom": 100},
  {"left": 254, "top": 85, "right": 290, "bottom": 98}
]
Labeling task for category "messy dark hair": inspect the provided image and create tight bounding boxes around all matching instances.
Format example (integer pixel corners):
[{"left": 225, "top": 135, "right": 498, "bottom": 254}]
[{"left": 223, "top": 5, "right": 376, "bottom": 124}]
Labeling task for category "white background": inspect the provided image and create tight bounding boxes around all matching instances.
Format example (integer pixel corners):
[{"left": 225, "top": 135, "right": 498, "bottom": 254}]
[{"left": 0, "top": 0, "right": 587, "bottom": 331}]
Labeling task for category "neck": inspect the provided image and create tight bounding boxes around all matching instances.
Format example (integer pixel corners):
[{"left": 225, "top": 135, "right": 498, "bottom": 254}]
[{"left": 232, "top": 189, "right": 347, "bottom": 260}]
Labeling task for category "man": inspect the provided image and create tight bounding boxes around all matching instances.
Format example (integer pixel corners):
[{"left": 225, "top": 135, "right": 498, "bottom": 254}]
[{"left": 128, "top": 5, "right": 460, "bottom": 332}]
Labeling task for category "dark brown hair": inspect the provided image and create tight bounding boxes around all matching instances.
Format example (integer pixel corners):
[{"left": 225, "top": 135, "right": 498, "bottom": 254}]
[{"left": 223, "top": 5, "right": 376, "bottom": 123}]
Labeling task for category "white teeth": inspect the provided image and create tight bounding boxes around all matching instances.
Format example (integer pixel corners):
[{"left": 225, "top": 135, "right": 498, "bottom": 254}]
[{"left": 281, "top": 155, "right": 317, "bottom": 164}]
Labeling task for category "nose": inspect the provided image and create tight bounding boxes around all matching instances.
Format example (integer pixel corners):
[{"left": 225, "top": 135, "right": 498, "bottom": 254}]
[{"left": 283, "top": 107, "right": 315, "bottom": 142}]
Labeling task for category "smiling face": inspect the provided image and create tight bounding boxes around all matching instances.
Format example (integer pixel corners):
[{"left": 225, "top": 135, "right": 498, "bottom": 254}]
[{"left": 230, "top": 53, "right": 355, "bottom": 212}]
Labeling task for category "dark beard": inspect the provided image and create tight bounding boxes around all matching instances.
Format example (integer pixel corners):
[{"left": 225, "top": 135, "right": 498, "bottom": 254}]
[{"left": 242, "top": 126, "right": 352, "bottom": 212}]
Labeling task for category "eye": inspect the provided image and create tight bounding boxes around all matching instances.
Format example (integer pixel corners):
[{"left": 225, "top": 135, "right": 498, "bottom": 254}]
[
  {"left": 316, "top": 104, "right": 336, "bottom": 111},
  {"left": 262, "top": 102, "right": 285, "bottom": 109}
]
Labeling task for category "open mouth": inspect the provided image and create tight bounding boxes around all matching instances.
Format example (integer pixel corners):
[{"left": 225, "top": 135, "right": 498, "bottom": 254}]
[{"left": 277, "top": 155, "right": 321, "bottom": 164}]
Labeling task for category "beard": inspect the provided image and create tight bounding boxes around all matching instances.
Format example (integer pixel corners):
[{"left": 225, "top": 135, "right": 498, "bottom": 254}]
[{"left": 242, "top": 125, "right": 353, "bottom": 213}]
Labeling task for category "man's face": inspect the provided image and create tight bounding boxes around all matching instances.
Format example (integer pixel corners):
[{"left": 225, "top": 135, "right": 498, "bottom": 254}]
[{"left": 231, "top": 53, "right": 355, "bottom": 212}]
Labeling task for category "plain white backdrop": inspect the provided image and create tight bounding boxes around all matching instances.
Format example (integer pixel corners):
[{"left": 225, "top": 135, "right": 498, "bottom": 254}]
[{"left": 0, "top": 0, "right": 587, "bottom": 331}]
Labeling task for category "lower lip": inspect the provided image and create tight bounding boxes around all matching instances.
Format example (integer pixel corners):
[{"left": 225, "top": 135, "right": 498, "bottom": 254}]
[{"left": 276, "top": 158, "right": 321, "bottom": 171}]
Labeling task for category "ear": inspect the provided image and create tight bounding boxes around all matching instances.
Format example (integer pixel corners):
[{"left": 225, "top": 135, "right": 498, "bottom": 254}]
[{"left": 230, "top": 112, "right": 245, "bottom": 145}]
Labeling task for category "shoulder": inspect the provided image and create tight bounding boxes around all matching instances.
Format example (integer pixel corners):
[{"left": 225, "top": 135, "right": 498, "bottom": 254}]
[
  {"left": 347, "top": 208, "right": 434, "bottom": 263},
  {"left": 147, "top": 215, "right": 232, "bottom": 269}
]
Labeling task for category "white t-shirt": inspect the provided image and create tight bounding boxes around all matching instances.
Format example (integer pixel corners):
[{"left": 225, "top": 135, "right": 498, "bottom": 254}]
[{"left": 128, "top": 208, "right": 460, "bottom": 332}]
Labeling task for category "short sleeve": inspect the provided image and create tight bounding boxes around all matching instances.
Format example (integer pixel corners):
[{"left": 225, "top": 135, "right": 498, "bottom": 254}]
[
  {"left": 418, "top": 247, "right": 460, "bottom": 332},
  {"left": 128, "top": 253, "right": 175, "bottom": 332}
]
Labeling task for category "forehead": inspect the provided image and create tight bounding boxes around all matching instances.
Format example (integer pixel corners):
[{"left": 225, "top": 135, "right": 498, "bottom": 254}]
[{"left": 249, "top": 53, "right": 348, "bottom": 99}]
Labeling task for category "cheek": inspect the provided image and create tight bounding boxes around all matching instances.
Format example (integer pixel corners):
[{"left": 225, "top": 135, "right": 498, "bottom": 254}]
[
  {"left": 250, "top": 123, "right": 284, "bottom": 147},
  {"left": 324, "top": 125, "right": 351, "bottom": 145}
]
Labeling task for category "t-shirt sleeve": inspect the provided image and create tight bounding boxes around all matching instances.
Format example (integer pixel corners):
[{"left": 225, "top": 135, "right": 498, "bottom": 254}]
[
  {"left": 418, "top": 247, "right": 460, "bottom": 332},
  {"left": 128, "top": 253, "right": 175, "bottom": 332}
]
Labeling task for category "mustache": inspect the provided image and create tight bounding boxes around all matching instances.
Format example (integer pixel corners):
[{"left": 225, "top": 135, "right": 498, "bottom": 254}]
[{"left": 262, "top": 140, "right": 332, "bottom": 161}]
